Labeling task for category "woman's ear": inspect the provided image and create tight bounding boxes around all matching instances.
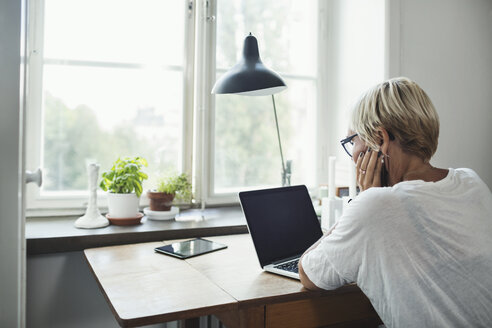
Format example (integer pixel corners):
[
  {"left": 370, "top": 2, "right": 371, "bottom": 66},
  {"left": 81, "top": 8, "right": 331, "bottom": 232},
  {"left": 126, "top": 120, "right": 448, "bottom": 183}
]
[{"left": 376, "top": 128, "right": 390, "bottom": 155}]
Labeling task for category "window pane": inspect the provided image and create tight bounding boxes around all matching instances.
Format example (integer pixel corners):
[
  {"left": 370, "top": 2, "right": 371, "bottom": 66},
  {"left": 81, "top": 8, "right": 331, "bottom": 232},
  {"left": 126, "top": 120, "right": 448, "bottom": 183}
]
[
  {"left": 40, "top": 0, "right": 185, "bottom": 192},
  {"left": 214, "top": 0, "right": 318, "bottom": 192},
  {"left": 216, "top": 0, "right": 318, "bottom": 76},
  {"left": 44, "top": 0, "right": 184, "bottom": 65},
  {"left": 214, "top": 78, "right": 317, "bottom": 192}
]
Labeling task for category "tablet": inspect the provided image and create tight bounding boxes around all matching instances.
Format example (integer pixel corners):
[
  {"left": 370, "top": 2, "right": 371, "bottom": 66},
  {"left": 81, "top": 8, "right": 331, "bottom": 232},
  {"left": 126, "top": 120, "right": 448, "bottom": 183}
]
[{"left": 154, "top": 238, "right": 227, "bottom": 259}]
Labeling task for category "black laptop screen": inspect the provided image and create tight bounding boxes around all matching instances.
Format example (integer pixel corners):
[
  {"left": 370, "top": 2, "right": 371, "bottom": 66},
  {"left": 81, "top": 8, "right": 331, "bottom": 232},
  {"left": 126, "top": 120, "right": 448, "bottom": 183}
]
[{"left": 239, "top": 185, "right": 323, "bottom": 268}]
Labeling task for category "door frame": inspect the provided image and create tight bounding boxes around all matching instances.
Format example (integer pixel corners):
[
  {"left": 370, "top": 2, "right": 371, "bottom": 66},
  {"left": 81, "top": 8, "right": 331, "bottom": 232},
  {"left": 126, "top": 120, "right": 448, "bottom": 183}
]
[{"left": 0, "top": 0, "right": 27, "bottom": 326}]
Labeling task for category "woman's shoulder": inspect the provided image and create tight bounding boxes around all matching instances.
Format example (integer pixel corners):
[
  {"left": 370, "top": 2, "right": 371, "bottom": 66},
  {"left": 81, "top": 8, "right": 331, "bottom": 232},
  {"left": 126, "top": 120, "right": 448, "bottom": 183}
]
[
  {"left": 453, "top": 168, "right": 491, "bottom": 193},
  {"left": 355, "top": 186, "right": 399, "bottom": 203},
  {"left": 344, "top": 187, "right": 402, "bottom": 221},
  {"left": 454, "top": 167, "right": 483, "bottom": 181},
  {"left": 416, "top": 167, "right": 489, "bottom": 192}
]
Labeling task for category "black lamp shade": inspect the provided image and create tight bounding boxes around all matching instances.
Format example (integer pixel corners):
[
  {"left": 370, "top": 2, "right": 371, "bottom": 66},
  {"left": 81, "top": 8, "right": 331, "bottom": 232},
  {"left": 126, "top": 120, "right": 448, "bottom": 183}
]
[{"left": 212, "top": 34, "right": 287, "bottom": 96}]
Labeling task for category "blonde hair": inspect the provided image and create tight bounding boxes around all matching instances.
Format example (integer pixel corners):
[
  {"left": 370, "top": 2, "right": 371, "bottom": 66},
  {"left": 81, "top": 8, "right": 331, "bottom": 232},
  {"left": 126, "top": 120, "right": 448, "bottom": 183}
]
[{"left": 351, "top": 77, "right": 440, "bottom": 162}]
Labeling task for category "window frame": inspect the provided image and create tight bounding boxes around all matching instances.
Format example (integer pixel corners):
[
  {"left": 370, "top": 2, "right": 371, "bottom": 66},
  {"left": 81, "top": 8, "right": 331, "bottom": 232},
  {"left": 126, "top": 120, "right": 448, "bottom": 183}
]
[
  {"left": 197, "top": 0, "right": 328, "bottom": 205},
  {"left": 25, "top": 0, "right": 196, "bottom": 215},
  {"left": 25, "top": 0, "right": 329, "bottom": 215}
]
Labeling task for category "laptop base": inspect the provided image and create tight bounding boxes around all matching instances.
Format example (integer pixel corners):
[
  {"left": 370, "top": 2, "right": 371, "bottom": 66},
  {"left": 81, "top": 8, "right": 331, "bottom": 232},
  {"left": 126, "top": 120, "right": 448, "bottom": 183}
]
[{"left": 264, "top": 263, "right": 300, "bottom": 280}]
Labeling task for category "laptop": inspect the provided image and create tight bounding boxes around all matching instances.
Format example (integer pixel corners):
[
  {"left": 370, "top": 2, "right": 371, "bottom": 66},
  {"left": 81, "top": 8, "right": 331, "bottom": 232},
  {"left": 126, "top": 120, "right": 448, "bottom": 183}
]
[{"left": 239, "top": 185, "right": 323, "bottom": 280}]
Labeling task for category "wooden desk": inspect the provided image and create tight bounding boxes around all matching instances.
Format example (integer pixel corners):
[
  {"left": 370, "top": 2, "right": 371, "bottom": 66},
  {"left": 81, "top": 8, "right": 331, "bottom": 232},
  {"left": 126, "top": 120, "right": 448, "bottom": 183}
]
[{"left": 84, "top": 234, "right": 381, "bottom": 328}]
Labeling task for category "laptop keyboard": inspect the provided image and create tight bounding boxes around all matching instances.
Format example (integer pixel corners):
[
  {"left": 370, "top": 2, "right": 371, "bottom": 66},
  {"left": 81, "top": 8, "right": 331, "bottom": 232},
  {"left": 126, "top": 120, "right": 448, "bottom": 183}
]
[{"left": 274, "top": 259, "right": 299, "bottom": 273}]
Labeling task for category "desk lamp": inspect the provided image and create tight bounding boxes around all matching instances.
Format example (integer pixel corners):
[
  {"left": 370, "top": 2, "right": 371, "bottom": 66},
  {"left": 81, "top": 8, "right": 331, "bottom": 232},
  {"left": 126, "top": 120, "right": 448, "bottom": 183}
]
[{"left": 212, "top": 33, "right": 291, "bottom": 186}]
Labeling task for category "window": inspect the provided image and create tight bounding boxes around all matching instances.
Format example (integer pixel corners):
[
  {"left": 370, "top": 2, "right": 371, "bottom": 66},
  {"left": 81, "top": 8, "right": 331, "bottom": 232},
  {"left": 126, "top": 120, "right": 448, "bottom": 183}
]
[
  {"left": 27, "top": 0, "right": 191, "bottom": 211},
  {"left": 26, "top": 0, "right": 385, "bottom": 214},
  {"left": 212, "top": 0, "right": 318, "bottom": 195}
]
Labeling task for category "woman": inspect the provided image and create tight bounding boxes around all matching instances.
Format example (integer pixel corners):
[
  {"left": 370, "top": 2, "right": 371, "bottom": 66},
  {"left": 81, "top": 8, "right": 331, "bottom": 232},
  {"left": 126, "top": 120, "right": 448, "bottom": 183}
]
[{"left": 299, "top": 77, "right": 492, "bottom": 327}]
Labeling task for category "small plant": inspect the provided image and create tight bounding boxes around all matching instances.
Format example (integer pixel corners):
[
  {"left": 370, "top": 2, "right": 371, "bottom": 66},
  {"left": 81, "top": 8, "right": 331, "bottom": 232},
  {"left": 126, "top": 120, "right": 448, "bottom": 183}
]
[
  {"left": 100, "top": 157, "right": 148, "bottom": 197},
  {"left": 156, "top": 173, "right": 192, "bottom": 202}
]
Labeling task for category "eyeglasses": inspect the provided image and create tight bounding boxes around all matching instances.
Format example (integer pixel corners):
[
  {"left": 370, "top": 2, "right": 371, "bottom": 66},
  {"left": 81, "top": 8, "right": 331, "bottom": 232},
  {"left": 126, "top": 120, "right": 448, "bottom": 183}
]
[{"left": 340, "top": 133, "right": 358, "bottom": 157}]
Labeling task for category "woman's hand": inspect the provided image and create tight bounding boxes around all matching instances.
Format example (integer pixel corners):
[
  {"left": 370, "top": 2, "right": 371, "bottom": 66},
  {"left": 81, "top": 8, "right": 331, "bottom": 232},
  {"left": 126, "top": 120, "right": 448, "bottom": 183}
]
[{"left": 356, "top": 148, "right": 383, "bottom": 191}]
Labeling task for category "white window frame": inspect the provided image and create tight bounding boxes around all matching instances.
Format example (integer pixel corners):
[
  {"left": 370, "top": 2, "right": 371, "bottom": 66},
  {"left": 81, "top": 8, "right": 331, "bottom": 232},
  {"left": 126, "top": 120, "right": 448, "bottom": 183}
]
[
  {"left": 25, "top": 0, "right": 337, "bottom": 215},
  {"left": 25, "top": 0, "right": 196, "bottom": 215},
  {"left": 195, "top": 0, "right": 329, "bottom": 206}
]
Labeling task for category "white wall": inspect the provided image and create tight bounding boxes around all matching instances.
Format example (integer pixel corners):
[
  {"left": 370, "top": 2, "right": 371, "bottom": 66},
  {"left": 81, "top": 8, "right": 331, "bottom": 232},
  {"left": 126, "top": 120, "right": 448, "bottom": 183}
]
[{"left": 394, "top": 0, "right": 492, "bottom": 187}]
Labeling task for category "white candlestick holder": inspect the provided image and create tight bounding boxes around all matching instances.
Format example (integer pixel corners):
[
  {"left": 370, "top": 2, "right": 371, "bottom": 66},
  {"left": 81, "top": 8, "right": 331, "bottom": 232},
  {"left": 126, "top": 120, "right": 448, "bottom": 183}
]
[{"left": 75, "top": 163, "right": 109, "bottom": 229}]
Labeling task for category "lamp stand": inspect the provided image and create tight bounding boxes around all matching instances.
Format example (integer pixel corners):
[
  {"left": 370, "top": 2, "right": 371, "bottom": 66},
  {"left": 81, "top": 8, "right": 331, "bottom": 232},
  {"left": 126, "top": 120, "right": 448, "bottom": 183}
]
[{"left": 271, "top": 95, "right": 291, "bottom": 186}]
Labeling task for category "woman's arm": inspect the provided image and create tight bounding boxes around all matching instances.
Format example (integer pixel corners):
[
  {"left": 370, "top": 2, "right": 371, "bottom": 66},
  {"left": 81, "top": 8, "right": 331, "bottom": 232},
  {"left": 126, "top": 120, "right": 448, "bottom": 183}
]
[
  {"left": 299, "top": 223, "right": 338, "bottom": 290},
  {"left": 300, "top": 149, "right": 384, "bottom": 290},
  {"left": 299, "top": 260, "right": 322, "bottom": 290}
]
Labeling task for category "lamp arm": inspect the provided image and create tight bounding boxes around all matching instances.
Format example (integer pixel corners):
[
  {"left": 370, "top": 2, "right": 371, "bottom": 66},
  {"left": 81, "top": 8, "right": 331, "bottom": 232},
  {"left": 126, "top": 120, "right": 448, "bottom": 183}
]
[{"left": 272, "top": 95, "right": 286, "bottom": 175}]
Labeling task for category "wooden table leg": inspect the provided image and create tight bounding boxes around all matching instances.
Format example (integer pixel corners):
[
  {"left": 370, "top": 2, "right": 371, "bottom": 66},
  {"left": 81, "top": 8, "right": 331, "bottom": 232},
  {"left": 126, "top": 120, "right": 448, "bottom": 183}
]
[{"left": 215, "top": 305, "right": 265, "bottom": 328}]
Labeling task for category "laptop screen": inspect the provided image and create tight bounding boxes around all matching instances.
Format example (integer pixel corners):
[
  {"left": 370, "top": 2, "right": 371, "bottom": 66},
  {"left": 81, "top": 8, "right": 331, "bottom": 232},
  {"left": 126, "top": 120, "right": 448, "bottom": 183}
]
[{"left": 239, "top": 185, "right": 323, "bottom": 268}]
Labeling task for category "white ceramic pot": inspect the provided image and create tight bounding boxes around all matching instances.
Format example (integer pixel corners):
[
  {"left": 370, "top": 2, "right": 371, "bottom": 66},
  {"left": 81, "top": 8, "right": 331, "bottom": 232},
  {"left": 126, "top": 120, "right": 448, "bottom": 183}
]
[{"left": 107, "top": 193, "right": 140, "bottom": 218}]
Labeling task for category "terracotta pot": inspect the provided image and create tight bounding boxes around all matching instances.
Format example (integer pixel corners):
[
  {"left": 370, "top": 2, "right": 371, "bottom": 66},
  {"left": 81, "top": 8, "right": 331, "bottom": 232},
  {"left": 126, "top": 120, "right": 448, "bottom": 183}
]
[{"left": 147, "top": 190, "right": 175, "bottom": 211}]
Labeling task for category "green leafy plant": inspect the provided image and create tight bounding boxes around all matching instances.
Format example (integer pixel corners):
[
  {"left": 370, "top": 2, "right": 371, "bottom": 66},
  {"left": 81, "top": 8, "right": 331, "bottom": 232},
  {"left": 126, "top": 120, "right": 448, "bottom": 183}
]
[
  {"left": 156, "top": 173, "right": 192, "bottom": 202},
  {"left": 100, "top": 157, "right": 148, "bottom": 197}
]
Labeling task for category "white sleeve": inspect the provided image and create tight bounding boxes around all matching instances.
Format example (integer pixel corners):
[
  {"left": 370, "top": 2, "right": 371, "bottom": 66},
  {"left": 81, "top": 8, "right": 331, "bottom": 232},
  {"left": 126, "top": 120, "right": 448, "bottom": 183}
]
[
  {"left": 301, "top": 189, "right": 387, "bottom": 290},
  {"left": 301, "top": 239, "right": 351, "bottom": 289}
]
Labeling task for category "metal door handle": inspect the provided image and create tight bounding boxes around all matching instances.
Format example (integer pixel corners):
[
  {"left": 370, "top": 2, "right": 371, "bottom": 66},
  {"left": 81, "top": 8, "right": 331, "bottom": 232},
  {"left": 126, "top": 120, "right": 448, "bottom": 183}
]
[{"left": 26, "top": 168, "right": 42, "bottom": 187}]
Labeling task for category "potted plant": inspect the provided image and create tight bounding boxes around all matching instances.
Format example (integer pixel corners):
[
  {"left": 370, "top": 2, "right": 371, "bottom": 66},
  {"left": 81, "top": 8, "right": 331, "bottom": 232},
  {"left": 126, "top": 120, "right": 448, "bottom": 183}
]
[
  {"left": 100, "top": 157, "right": 148, "bottom": 220},
  {"left": 147, "top": 173, "right": 192, "bottom": 211}
]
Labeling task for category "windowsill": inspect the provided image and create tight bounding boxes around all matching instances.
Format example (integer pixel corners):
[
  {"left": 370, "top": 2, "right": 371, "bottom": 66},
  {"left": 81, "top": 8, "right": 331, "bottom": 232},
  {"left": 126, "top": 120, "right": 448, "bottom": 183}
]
[{"left": 26, "top": 206, "right": 248, "bottom": 255}]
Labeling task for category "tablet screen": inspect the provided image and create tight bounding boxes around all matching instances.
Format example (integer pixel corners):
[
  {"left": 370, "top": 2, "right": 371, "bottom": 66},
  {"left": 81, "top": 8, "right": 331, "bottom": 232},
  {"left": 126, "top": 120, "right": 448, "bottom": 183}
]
[{"left": 154, "top": 238, "right": 227, "bottom": 259}]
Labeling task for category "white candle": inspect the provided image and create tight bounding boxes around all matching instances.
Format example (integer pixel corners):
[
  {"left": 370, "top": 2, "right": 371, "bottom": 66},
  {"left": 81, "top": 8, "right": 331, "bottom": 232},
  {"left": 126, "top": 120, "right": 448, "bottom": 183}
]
[
  {"left": 349, "top": 160, "right": 357, "bottom": 198},
  {"left": 328, "top": 156, "right": 336, "bottom": 198}
]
